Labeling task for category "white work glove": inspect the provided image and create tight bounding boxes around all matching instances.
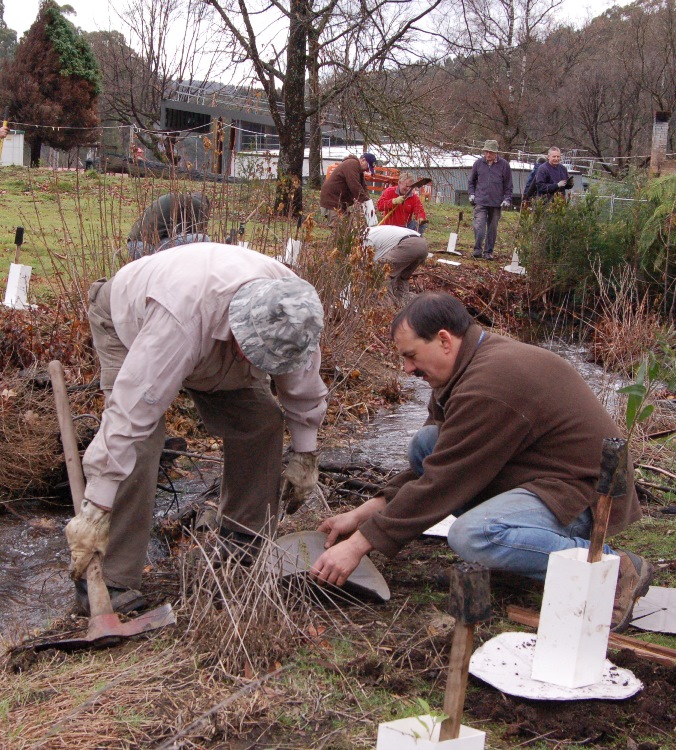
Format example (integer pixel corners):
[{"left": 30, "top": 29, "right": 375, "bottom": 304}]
[
  {"left": 557, "top": 179, "right": 567, "bottom": 188},
  {"left": 361, "top": 199, "right": 378, "bottom": 227},
  {"left": 392, "top": 195, "right": 406, "bottom": 206},
  {"left": 64, "top": 499, "right": 112, "bottom": 580},
  {"left": 469, "top": 194, "right": 475, "bottom": 205},
  {"left": 282, "top": 450, "right": 320, "bottom": 514},
  {"left": 500, "top": 200, "right": 510, "bottom": 208}
]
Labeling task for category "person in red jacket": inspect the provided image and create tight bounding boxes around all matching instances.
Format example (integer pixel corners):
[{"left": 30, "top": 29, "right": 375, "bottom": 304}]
[{"left": 377, "top": 172, "right": 428, "bottom": 233}]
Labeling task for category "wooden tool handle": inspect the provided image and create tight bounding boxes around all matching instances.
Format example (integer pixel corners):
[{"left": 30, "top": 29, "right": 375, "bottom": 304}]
[
  {"left": 588, "top": 437, "right": 628, "bottom": 563},
  {"left": 439, "top": 622, "right": 475, "bottom": 741},
  {"left": 587, "top": 493, "right": 613, "bottom": 563},
  {"left": 87, "top": 554, "right": 115, "bottom": 616},
  {"left": 48, "top": 360, "right": 85, "bottom": 512},
  {"left": 49, "top": 360, "right": 115, "bottom": 619}
]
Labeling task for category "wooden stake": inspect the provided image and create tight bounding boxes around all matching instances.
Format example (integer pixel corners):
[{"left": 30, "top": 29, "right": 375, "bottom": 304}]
[
  {"left": 439, "top": 622, "right": 475, "bottom": 741},
  {"left": 438, "top": 563, "right": 491, "bottom": 741}
]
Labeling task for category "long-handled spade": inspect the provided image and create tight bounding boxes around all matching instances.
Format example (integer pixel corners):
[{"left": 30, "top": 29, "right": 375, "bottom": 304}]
[{"left": 32, "top": 361, "right": 175, "bottom": 652}]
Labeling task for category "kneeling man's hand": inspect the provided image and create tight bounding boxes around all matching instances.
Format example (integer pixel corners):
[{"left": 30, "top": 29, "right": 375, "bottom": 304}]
[{"left": 310, "top": 531, "right": 373, "bottom": 587}]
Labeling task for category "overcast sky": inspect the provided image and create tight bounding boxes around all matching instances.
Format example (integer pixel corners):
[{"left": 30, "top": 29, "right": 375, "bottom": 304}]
[{"left": 5, "top": 0, "right": 633, "bottom": 38}]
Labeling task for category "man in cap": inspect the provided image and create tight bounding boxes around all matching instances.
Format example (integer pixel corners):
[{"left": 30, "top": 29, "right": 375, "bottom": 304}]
[
  {"left": 364, "top": 225, "right": 428, "bottom": 301},
  {"left": 127, "top": 192, "right": 211, "bottom": 260},
  {"left": 311, "top": 292, "right": 652, "bottom": 634},
  {"left": 536, "top": 147, "right": 574, "bottom": 202},
  {"left": 377, "top": 172, "right": 428, "bottom": 233},
  {"left": 467, "top": 140, "right": 513, "bottom": 260},
  {"left": 65, "top": 244, "right": 328, "bottom": 613},
  {"left": 320, "top": 153, "right": 378, "bottom": 227}
]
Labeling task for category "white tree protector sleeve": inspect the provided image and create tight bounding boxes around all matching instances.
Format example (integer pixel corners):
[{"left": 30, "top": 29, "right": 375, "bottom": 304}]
[{"left": 361, "top": 199, "right": 378, "bottom": 226}]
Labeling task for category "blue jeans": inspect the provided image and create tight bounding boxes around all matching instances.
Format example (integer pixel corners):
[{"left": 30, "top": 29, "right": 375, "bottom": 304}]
[{"left": 408, "top": 426, "right": 614, "bottom": 580}]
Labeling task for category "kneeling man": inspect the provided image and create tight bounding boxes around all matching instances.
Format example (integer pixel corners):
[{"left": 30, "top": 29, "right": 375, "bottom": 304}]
[{"left": 313, "top": 293, "right": 651, "bottom": 633}]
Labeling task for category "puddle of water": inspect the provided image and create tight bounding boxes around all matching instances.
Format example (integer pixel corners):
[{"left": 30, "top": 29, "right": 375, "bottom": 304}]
[
  {"left": 0, "top": 467, "right": 220, "bottom": 642},
  {"left": 0, "top": 508, "right": 72, "bottom": 642}
]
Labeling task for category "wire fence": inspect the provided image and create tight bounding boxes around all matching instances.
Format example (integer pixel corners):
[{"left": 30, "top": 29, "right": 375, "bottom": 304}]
[{"left": 569, "top": 193, "right": 649, "bottom": 221}]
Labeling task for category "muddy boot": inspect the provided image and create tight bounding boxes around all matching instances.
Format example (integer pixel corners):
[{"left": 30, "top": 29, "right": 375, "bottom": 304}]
[
  {"left": 611, "top": 550, "right": 653, "bottom": 633},
  {"left": 384, "top": 278, "right": 399, "bottom": 301},
  {"left": 195, "top": 505, "right": 219, "bottom": 532},
  {"left": 73, "top": 579, "right": 147, "bottom": 617},
  {"left": 217, "top": 527, "right": 262, "bottom": 566},
  {"left": 398, "top": 279, "right": 410, "bottom": 295}
]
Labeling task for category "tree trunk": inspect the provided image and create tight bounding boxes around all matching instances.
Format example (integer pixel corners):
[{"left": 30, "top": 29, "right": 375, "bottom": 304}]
[
  {"left": 30, "top": 138, "right": 42, "bottom": 167},
  {"left": 307, "top": 25, "right": 322, "bottom": 190},
  {"left": 275, "top": 0, "right": 309, "bottom": 217}
]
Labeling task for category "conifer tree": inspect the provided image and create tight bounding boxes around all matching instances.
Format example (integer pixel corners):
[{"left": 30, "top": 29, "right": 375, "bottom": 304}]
[{"left": 1, "top": 0, "right": 100, "bottom": 165}]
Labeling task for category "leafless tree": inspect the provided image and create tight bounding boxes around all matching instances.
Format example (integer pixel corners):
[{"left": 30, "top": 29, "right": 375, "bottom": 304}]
[
  {"left": 202, "top": 0, "right": 443, "bottom": 213},
  {"left": 561, "top": 0, "right": 675, "bottom": 175},
  {"left": 88, "top": 0, "right": 226, "bottom": 161},
  {"left": 434, "top": 0, "right": 584, "bottom": 154}
]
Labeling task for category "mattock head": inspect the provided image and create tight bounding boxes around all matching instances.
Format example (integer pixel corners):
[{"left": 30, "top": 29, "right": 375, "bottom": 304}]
[{"left": 447, "top": 562, "right": 492, "bottom": 625}]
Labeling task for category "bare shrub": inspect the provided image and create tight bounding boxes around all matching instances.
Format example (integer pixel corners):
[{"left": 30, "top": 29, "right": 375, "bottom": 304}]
[
  {"left": 588, "top": 265, "right": 666, "bottom": 376},
  {"left": 0, "top": 378, "right": 61, "bottom": 499},
  {"left": 296, "top": 214, "right": 393, "bottom": 367},
  {"left": 179, "top": 527, "right": 372, "bottom": 678}
]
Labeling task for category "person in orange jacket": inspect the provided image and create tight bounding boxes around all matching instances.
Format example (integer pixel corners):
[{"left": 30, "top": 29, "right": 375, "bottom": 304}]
[{"left": 377, "top": 172, "right": 428, "bottom": 233}]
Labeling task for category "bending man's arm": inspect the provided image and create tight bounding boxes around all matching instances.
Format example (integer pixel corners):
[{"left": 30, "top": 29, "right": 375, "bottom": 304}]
[
  {"left": 83, "top": 302, "right": 199, "bottom": 508},
  {"left": 273, "top": 348, "right": 328, "bottom": 452}
]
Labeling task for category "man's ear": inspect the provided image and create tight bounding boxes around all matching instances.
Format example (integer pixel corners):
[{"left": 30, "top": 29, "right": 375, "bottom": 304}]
[{"left": 437, "top": 329, "right": 457, "bottom": 352}]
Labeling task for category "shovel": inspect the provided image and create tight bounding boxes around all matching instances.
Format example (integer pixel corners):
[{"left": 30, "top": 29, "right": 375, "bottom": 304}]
[
  {"left": 378, "top": 177, "right": 432, "bottom": 225},
  {"left": 446, "top": 211, "right": 463, "bottom": 255},
  {"left": 32, "top": 361, "right": 176, "bottom": 652}
]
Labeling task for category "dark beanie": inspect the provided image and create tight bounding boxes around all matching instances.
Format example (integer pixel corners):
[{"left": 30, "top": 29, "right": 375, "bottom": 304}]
[{"left": 362, "top": 152, "right": 377, "bottom": 174}]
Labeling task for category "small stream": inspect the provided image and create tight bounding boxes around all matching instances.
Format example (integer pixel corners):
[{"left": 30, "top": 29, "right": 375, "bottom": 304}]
[{"left": 0, "top": 339, "right": 626, "bottom": 640}]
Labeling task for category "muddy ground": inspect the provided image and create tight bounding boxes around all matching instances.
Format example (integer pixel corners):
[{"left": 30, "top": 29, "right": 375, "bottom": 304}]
[{"left": 2, "top": 261, "right": 675, "bottom": 749}]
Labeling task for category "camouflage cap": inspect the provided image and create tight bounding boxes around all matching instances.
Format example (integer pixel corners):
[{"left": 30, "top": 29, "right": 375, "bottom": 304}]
[{"left": 230, "top": 277, "right": 324, "bottom": 375}]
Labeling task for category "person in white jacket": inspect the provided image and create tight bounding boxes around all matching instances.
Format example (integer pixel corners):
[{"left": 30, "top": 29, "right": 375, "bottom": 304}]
[
  {"left": 364, "top": 225, "right": 429, "bottom": 301},
  {"left": 66, "top": 244, "right": 328, "bottom": 614}
]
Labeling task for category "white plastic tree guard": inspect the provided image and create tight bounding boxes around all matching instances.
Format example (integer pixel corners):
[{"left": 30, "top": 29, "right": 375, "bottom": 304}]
[
  {"left": 376, "top": 716, "right": 486, "bottom": 750},
  {"left": 3, "top": 263, "right": 33, "bottom": 309},
  {"left": 503, "top": 250, "right": 526, "bottom": 275},
  {"left": 531, "top": 547, "right": 620, "bottom": 688},
  {"left": 285, "top": 238, "right": 302, "bottom": 265},
  {"left": 446, "top": 232, "right": 461, "bottom": 255}
]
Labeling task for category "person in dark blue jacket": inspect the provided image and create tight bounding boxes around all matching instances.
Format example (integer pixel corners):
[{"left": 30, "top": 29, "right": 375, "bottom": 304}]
[
  {"left": 536, "top": 147, "right": 574, "bottom": 202},
  {"left": 523, "top": 156, "right": 547, "bottom": 201}
]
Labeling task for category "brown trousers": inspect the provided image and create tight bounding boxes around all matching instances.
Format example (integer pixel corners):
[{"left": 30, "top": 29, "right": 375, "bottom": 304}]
[
  {"left": 380, "top": 235, "right": 429, "bottom": 297},
  {"left": 88, "top": 280, "right": 284, "bottom": 590}
]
